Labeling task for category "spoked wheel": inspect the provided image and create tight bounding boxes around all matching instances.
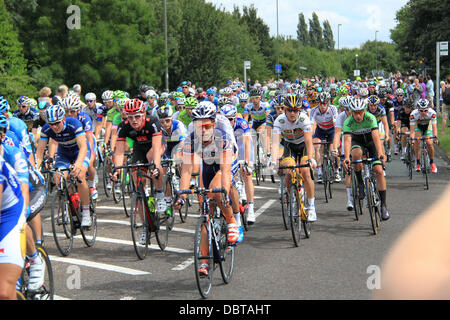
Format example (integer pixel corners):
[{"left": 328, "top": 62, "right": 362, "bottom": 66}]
[
  {"left": 80, "top": 197, "right": 97, "bottom": 247},
  {"left": 240, "top": 200, "right": 249, "bottom": 232},
  {"left": 112, "top": 181, "right": 122, "bottom": 204},
  {"left": 163, "top": 175, "right": 176, "bottom": 230},
  {"left": 51, "top": 191, "right": 74, "bottom": 256},
  {"left": 366, "top": 179, "right": 378, "bottom": 235},
  {"left": 155, "top": 207, "right": 170, "bottom": 252},
  {"left": 130, "top": 195, "right": 149, "bottom": 260},
  {"left": 299, "top": 185, "right": 311, "bottom": 238},
  {"left": 351, "top": 171, "right": 362, "bottom": 221},
  {"left": 102, "top": 156, "right": 113, "bottom": 199},
  {"left": 122, "top": 168, "right": 134, "bottom": 218},
  {"left": 180, "top": 195, "right": 190, "bottom": 223},
  {"left": 322, "top": 160, "right": 329, "bottom": 203},
  {"left": 279, "top": 176, "right": 289, "bottom": 230},
  {"left": 193, "top": 217, "right": 214, "bottom": 299},
  {"left": 289, "top": 185, "right": 302, "bottom": 247},
  {"left": 218, "top": 215, "right": 235, "bottom": 284}
]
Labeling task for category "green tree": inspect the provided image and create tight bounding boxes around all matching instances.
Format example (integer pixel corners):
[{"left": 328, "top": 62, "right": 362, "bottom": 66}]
[
  {"left": 322, "top": 20, "right": 335, "bottom": 51},
  {"left": 308, "top": 12, "right": 325, "bottom": 50},
  {"left": 296, "top": 13, "right": 309, "bottom": 46},
  {"left": 0, "top": 0, "right": 36, "bottom": 104}
]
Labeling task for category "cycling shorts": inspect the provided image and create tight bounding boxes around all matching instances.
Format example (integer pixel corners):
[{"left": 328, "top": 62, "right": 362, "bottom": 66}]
[
  {"left": 252, "top": 120, "right": 266, "bottom": 131},
  {"left": 54, "top": 148, "right": 91, "bottom": 170},
  {"left": 415, "top": 123, "right": 432, "bottom": 137},
  {"left": 132, "top": 143, "right": 152, "bottom": 164},
  {"left": 0, "top": 199, "right": 27, "bottom": 268},
  {"left": 282, "top": 142, "right": 307, "bottom": 163},
  {"left": 350, "top": 138, "right": 382, "bottom": 166},
  {"left": 313, "top": 127, "right": 335, "bottom": 143}
]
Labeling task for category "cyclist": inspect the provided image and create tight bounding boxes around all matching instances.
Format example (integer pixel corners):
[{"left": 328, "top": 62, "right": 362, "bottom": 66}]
[
  {"left": 32, "top": 101, "right": 50, "bottom": 142},
  {"left": 82, "top": 92, "right": 107, "bottom": 139},
  {"left": 409, "top": 98, "right": 439, "bottom": 173},
  {"left": 332, "top": 96, "right": 353, "bottom": 210},
  {"left": 306, "top": 84, "right": 318, "bottom": 108},
  {"left": 174, "top": 101, "right": 240, "bottom": 276},
  {"left": 236, "top": 93, "right": 249, "bottom": 115},
  {"left": 13, "top": 96, "right": 39, "bottom": 132},
  {"left": 145, "top": 89, "right": 158, "bottom": 114},
  {"left": 378, "top": 91, "right": 394, "bottom": 161},
  {"left": 270, "top": 94, "right": 317, "bottom": 222},
  {"left": 36, "top": 104, "right": 92, "bottom": 227},
  {"left": 113, "top": 99, "right": 166, "bottom": 213},
  {"left": 310, "top": 92, "right": 339, "bottom": 183},
  {"left": 396, "top": 97, "right": 414, "bottom": 160},
  {"left": 342, "top": 97, "right": 390, "bottom": 220},
  {"left": 391, "top": 88, "right": 405, "bottom": 155},
  {"left": 175, "top": 96, "right": 197, "bottom": 129},
  {"left": 367, "top": 95, "right": 390, "bottom": 161},
  {"left": 60, "top": 95, "right": 98, "bottom": 200},
  {"left": 157, "top": 105, "right": 187, "bottom": 162},
  {"left": 220, "top": 104, "right": 255, "bottom": 232}
]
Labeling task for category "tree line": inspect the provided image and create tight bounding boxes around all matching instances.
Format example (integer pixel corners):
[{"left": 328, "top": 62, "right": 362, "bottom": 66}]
[{"left": 0, "top": 0, "right": 445, "bottom": 105}]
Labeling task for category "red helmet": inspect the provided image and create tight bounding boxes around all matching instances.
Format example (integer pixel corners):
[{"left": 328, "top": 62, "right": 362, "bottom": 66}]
[{"left": 124, "top": 99, "right": 145, "bottom": 114}]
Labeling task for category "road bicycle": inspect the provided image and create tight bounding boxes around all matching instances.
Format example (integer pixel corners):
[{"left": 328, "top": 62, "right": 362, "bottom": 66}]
[
  {"left": 279, "top": 163, "right": 313, "bottom": 247},
  {"left": 46, "top": 167, "right": 97, "bottom": 256},
  {"left": 412, "top": 136, "right": 437, "bottom": 190},
  {"left": 114, "top": 162, "right": 170, "bottom": 260},
  {"left": 398, "top": 131, "right": 414, "bottom": 180},
  {"left": 177, "top": 187, "right": 234, "bottom": 299},
  {"left": 313, "top": 140, "right": 334, "bottom": 203}
]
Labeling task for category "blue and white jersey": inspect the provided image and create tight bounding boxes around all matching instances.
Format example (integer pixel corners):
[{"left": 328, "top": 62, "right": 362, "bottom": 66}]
[
  {"left": 1, "top": 144, "right": 28, "bottom": 185},
  {"left": 0, "top": 155, "right": 23, "bottom": 213},
  {"left": 243, "top": 102, "right": 271, "bottom": 122},
  {"left": 233, "top": 117, "right": 254, "bottom": 163},
  {"left": 76, "top": 111, "right": 93, "bottom": 133},
  {"left": 4, "top": 130, "right": 20, "bottom": 148},
  {"left": 12, "top": 108, "right": 39, "bottom": 131},
  {"left": 8, "top": 116, "right": 33, "bottom": 157},
  {"left": 39, "top": 117, "right": 86, "bottom": 155},
  {"left": 162, "top": 120, "right": 187, "bottom": 157},
  {"left": 81, "top": 103, "right": 104, "bottom": 129}
]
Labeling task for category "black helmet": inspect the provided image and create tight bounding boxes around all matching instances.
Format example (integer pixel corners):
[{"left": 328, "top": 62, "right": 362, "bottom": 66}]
[
  {"left": 283, "top": 93, "right": 302, "bottom": 109},
  {"left": 249, "top": 88, "right": 261, "bottom": 97}
]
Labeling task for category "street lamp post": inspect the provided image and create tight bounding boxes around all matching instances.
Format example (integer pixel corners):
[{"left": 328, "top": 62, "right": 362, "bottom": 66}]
[
  {"left": 164, "top": 0, "right": 169, "bottom": 92},
  {"left": 375, "top": 30, "right": 379, "bottom": 77},
  {"left": 355, "top": 54, "right": 358, "bottom": 69},
  {"left": 276, "top": 0, "right": 280, "bottom": 80},
  {"left": 338, "top": 24, "right": 342, "bottom": 50}
]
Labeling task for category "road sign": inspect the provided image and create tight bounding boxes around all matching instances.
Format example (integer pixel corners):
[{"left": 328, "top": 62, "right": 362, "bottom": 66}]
[
  {"left": 440, "top": 41, "right": 448, "bottom": 56},
  {"left": 244, "top": 61, "right": 251, "bottom": 69},
  {"left": 275, "top": 64, "right": 282, "bottom": 74},
  {"left": 354, "top": 70, "right": 360, "bottom": 76},
  {"left": 299, "top": 66, "right": 307, "bottom": 71}
]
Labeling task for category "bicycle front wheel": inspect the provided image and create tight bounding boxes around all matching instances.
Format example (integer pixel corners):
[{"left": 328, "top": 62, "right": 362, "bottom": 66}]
[
  {"left": 289, "top": 184, "right": 301, "bottom": 247},
  {"left": 51, "top": 191, "right": 74, "bottom": 256},
  {"left": 193, "top": 216, "right": 214, "bottom": 299},
  {"left": 102, "top": 156, "right": 113, "bottom": 198},
  {"left": 279, "top": 176, "right": 289, "bottom": 230},
  {"left": 80, "top": 197, "right": 97, "bottom": 247},
  {"left": 130, "top": 195, "right": 149, "bottom": 260},
  {"left": 366, "top": 179, "right": 378, "bottom": 235},
  {"left": 122, "top": 167, "right": 135, "bottom": 218},
  {"left": 219, "top": 215, "right": 235, "bottom": 284},
  {"left": 21, "top": 245, "right": 54, "bottom": 300}
]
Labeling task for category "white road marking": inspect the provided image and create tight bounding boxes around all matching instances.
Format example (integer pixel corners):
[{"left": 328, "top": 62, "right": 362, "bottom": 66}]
[
  {"left": 171, "top": 257, "right": 195, "bottom": 271},
  {"left": 254, "top": 186, "right": 278, "bottom": 190},
  {"left": 49, "top": 255, "right": 151, "bottom": 275},
  {"left": 255, "top": 199, "right": 277, "bottom": 218},
  {"left": 96, "top": 219, "right": 195, "bottom": 234}
]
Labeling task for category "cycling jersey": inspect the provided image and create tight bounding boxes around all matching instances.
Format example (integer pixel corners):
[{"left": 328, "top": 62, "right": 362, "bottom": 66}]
[
  {"left": 82, "top": 103, "right": 106, "bottom": 129},
  {"left": 0, "top": 154, "right": 27, "bottom": 268},
  {"left": 336, "top": 111, "right": 350, "bottom": 129},
  {"left": 40, "top": 117, "right": 91, "bottom": 169},
  {"left": 397, "top": 108, "right": 411, "bottom": 128},
  {"left": 266, "top": 110, "right": 281, "bottom": 128},
  {"left": 176, "top": 109, "right": 192, "bottom": 128},
  {"left": 106, "top": 108, "right": 120, "bottom": 122},
  {"left": 1, "top": 144, "right": 28, "bottom": 185},
  {"left": 392, "top": 98, "right": 403, "bottom": 120},
  {"left": 13, "top": 108, "right": 39, "bottom": 131},
  {"left": 76, "top": 111, "right": 93, "bottom": 133},
  {"left": 343, "top": 112, "right": 380, "bottom": 160},
  {"left": 310, "top": 105, "right": 338, "bottom": 130},
  {"left": 273, "top": 112, "right": 312, "bottom": 145},
  {"left": 232, "top": 117, "right": 254, "bottom": 163},
  {"left": 368, "top": 106, "right": 387, "bottom": 124},
  {"left": 410, "top": 108, "right": 437, "bottom": 136},
  {"left": 8, "top": 117, "right": 33, "bottom": 157},
  {"left": 244, "top": 102, "right": 270, "bottom": 130},
  {"left": 162, "top": 120, "right": 187, "bottom": 159}
]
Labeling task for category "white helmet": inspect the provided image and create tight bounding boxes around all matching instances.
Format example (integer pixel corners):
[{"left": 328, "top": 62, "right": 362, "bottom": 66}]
[
  {"left": 85, "top": 92, "right": 96, "bottom": 101},
  {"left": 102, "top": 90, "right": 114, "bottom": 101},
  {"left": 220, "top": 104, "right": 237, "bottom": 118},
  {"left": 192, "top": 101, "right": 217, "bottom": 120},
  {"left": 60, "top": 95, "right": 83, "bottom": 111},
  {"left": 349, "top": 97, "right": 368, "bottom": 112},
  {"left": 145, "top": 89, "right": 157, "bottom": 99}
]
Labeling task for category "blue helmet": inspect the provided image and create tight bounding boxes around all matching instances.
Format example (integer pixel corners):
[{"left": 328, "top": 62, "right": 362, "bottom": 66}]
[
  {"left": 0, "top": 114, "right": 9, "bottom": 131},
  {"left": 0, "top": 97, "right": 9, "bottom": 114},
  {"left": 220, "top": 104, "right": 237, "bottom": 118},
  {"left": 206, "top": 88, "right": 216, "bottom": 95},
  {"left": 46, "top": 105, "right": 65, "bottom": 123}
]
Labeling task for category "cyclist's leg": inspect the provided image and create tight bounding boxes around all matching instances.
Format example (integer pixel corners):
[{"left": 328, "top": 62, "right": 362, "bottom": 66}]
[{"left": 414, "top": 127, "right": 424, "bottom": 165}]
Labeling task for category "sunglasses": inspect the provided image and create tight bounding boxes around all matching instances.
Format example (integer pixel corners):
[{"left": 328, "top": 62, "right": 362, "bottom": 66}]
[
  {"left": 87, "top": 100, "right": 95, "bottom": 103},
  {"left": 352, "top": 111, "right": 365, "bottom": 116},
  {"left": 182, "top": 86, "right": 189, "bottom": 89},
  {"left": 128, "top": 114, "right": 144, "bottom": 120},
  {"left": 419, "top": 109, "right": 428, "bottom": 113},
  {"left": 285, "top": 108, "right": 299, "bottom": 113},
  {"left": 19, "top": 105, "right": 28, "bottom": 108},
  {"left": 48, "top": 121, "right": 62, "bottom": 126},
  {"left": 160, "top": 118, "right": 172, "bottom": 124},
  {"left": 103, "top": 99, "right": 113, "bottom": 103},
  {"left": 196, "top": 123, "right": 215, "bottom": 130}
]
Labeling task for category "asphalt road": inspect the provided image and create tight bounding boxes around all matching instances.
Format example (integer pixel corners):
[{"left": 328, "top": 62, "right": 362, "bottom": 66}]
[{"left": 38, "top": 152, "right": 450, "bottom": 300}]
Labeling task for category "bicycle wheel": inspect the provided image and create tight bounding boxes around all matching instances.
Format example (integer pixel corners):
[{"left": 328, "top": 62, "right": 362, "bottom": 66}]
[
  {"left": 163, "top": 174, "right": 176, "bottom": 230},
  {"left": 406, "top": 145, "right": 413, "bottom": 180},
  {"left": 240, "top": 200, "right": 249, "bottom": 232},
  {"left": 351, "top": 171, "right": 362, "bottom": 220},
  {"left": 322, "top": 158, "right": 329, "bottom": 203},
  {"left": 21, "top": 245, "right": 54, "bottom": 300},
  {"left": 421, "top": 148, "right": 429, "bottom": 190},
  {"left": 122, "top": 168, "right": 134, "bottom": 218},
  {"left": 219, "top": 215, "right": 235, "bottom": 284},
  {"left": 80, "top": 197, "right": 97, "bottom": 247},
  {"left": 180, "top": 195, "right": 190, "bottom": 223},
  {"left": 365, "top": 178, "right": 378, "bottom": 235},
  {"left": 102, "top": 156, "right": 113, "bottom": 198},
  {"left": 154, "top": 203, "right": 170, "bottom": 251},
  {"left": 299, "top": 184, "right": 311, "bottom": 238},
  {"left": 130, "top": 194, "right": 149, "bottom": 260},
  {"left": 112, "top": 181, "right": 122, "bottom": 204},
  {"left": 279, "top": 175, "right": 289, "bottom": 230},
  {"left": 193, "top": 216, "right": 214, "bottom": 299},
  {"left": 328, "top": 161, "right": 333, "bottom": 200},
  {"left": 289, "top": 184, "right": 301, "bottom": 247},
  {"left": 50, "top": 191, "right": 74, "bottom": 256}
]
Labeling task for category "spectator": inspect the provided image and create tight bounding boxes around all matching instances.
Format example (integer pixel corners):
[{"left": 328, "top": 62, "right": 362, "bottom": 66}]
[
  {"left": 418, "top": 75, "right": 427, "bottom": 99},
  {"left": 425, "top": 75, "right": 434, "bottom": 108},
  {"left": 441, "top": 76, "right": 450, "bottom": 132},
  {"left": 73, "top": 84, "right": 82, "bottom": 97},
  {"left": 38, "top": 87, "right": 52, "bottom": 105},
  {"left": 411, "top": 78, "right": 424, "bottom": 106},
  {"left": 52, "top": 84, "right": 68, "bottom": 105}
]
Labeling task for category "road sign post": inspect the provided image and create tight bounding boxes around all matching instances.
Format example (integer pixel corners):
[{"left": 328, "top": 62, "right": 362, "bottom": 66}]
[
  {"left": 244, "top": 61, "right": 251, "bottom": 92},
  {"left": 275, "top": 64, "right": 282, "bottom": 75}
]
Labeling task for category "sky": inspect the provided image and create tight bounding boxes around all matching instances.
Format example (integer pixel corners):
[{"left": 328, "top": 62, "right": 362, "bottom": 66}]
[{"left": 206, "top": 0, "right": 409, "bottom": 49}]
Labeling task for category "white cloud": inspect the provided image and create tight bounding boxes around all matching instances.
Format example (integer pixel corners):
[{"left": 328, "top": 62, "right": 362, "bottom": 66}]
[{"left": 365, "top": 5, "right": 382, "bottom": 32}]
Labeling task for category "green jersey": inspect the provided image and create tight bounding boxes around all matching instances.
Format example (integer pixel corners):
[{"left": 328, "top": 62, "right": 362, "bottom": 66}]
[
  {"left": 343, "top": 112, "right": 378, "bottom": 140},
  {"left": 177, "top": 110, "right": 192, "bottom": 128}
]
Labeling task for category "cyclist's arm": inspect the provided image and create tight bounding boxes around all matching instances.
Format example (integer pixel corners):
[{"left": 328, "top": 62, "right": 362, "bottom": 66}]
[
  {"left": 332, "top": 127, "right": 342, "bottom": 153},
  {"left": 110, "top": 127, "right": 118, "bottom": 152},
  {"left": 104, "top": 121, "right": 113, "bottom": 145},
  {"left": 343, "top": 133, "right": 352, "bottom": 163},
  {"left": 304, "top": 130, "right": 314, "bottom": 161},
  {"left": 148, "top": 134, "right": 162, "bottom": 169},
  {"left": 371, "top": 129, "right": 385, "bottom": 160},
  {"left": 35, "top": 138, "right": 48, "bottom": 169},
  {"left": 74, "top": 135, "right": 88, "bottom": 168},
  {"left": 94, "top": 118, "right": 105, "bottom": 139},
  {"left": 220, "top": 149, "right": 233, "bottom": 195},
  {"left": 409, "top": 123, "right": 416, "bottom": 140},
  {"left": 265, "top": 125, "right": 272, "bottom": 156},
  {"left": 113, "top": 139, "right": 125, "bottom": 169},
  {"left": 381, "top": 116, "right": 390, "bottom": 141},
  {"left": 86, "top": 130, "right": 94, "bottom": 156}
]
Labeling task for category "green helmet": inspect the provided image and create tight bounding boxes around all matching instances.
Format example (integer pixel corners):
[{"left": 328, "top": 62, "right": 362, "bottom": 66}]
[
  {"left": 338, "top": 86, "right": 348, "bottom": 95},
  {"left": 116, "top": 98, "right": 130, "bottom": 110},
  {"left": 173, "top": 91, "right": 185, "bottom": 99},
  {"left": 113, "top": 90, "right": 126, "bottom": 99},
  {"left": 185, "top": 97, "right": 198, "bottom": 109}
]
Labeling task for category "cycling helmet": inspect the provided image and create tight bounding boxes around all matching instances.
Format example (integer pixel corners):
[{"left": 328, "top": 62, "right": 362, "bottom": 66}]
[
  {"left": 191, "top": 101, "right": 217, "bottom": 121},
  {"left": 61, "top": 95, "right": 83, "bottom": 111},
  {"left": 283, "top": 94, "right": 302, "bottom": 109},
  {"left": 275, "top": 94, "right": 285, "bottom": 106},
  {"left": 17, "top": 96, "right": 30, "bottom": 106},
  {"left": 339, "top": 96, "right": 352, "bottom": 109},
  {"left": 359, "top": 88, "right": 369, "bottom": 98},
  {"left": 223, "top": 87, "right": 233, "bottom": 95},
  {"left": 102, "top": 90, "right": 114, "bottom": 101},
  {"left": 124, "top": 99, "right": 145, "bottom": 114},
  {"left": 196, "top": 87, "right": 204, "bottom": 94},
  {"left": 176, "top": 98, "right": 185, "bottom": 107},
  {"left": 338, "top": 86, "right": 348, "bottom": 95},
  {"left": 378, "top": 91, "right": 387, "bottom": 99},
  {"left": 116, "top": 98, "right": 130, "bottom": 110},
  {"left": 404, "top": 96, "right": 415, "bottom": 107},
  {"left": 173, "top": 91, "right": 185, "bottom": 99},
  {"left": 85, "top": 92, "right": 96, "bottom": 101},
  {"left": 239, "top": 93, "right": 249, "bottom": 102},
  {"left": 316, "top": 92, "right": 330, "bottom": 104},
  {"left": 249, "top": 88, "right": 261, "bottom": 98},
  {"left": 0, "top": 97, "right": 9, "bottom": 114},
  {"left": 367, "top": 95, "right": 380, "bottom": 105},
  {"left": 46, "top": 104, "right": 65, "bottom": 123},
  {"left": 185, "top": 97, "right": 198, "bottom": 109},
  {"left": 217, "top": 97, "right": 232, "bottom": 108},
  {"left": 395, "top": 88, "right": 404, "bottom": 96},
  {"left": 220, "top": 104, "right": 237, "bottom": 118},
  {"left": 38, "top": 101, "right": 51, "bottom": 110},
  {"left": 139, "top": 84, "right": 150, "bottom": 93},
  {"left": 349, "top": 97, "right": 368, "bottom": 112},
  {"left": 157, "top": 97, "right": 169, "bottom": 107},
  {"left": 113, "top": 90, "right": 126, "bottom": 100},
  {"left": 206, "top": 88, "right": 216, "bottom": 95},
  {"left": 145, "top": 89, "right": 157, "bottom": 99},
  {"left": 268, "top": 83, "right": 277, "bottom": 90},
  {"left": 157, "top": 105, "right": 174, "bottom": 119},
  {"left": 417, "top": 98, "right": 429, "bottom": 110},
  {"left": 0, "top": 114, "right": 9, "bottom": 132}
]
